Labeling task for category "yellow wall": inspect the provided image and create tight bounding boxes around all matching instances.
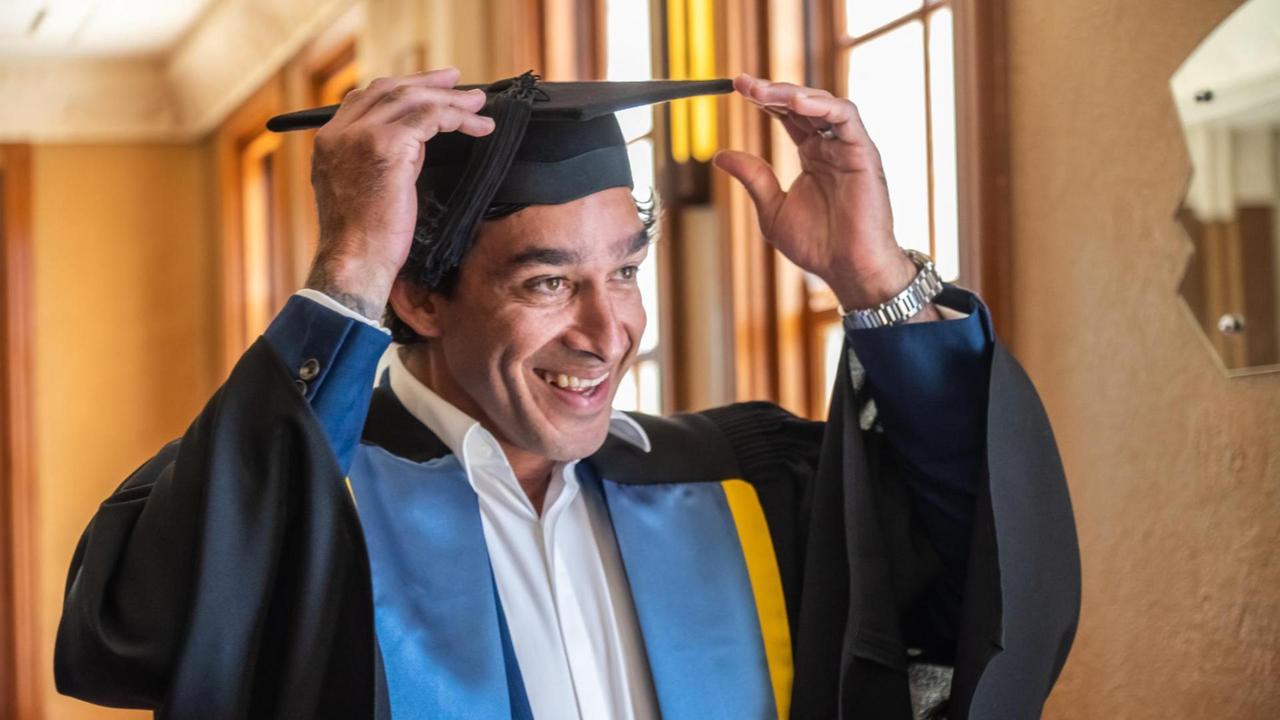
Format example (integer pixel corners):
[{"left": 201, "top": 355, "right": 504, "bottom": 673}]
[
  {"left": 1005, "top": 0, "right": 1280, "bottom": 717},
  {"left": 32, "top": 144, "right": 218, "bottom": 719}
]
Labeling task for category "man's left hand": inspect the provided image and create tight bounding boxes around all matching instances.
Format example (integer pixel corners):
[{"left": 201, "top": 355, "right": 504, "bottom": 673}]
[{"left": 714, "top": 73, "right": 937, "bottom": 320}]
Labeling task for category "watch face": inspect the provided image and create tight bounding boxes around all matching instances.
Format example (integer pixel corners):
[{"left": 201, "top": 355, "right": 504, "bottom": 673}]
[{"left": 904, "top": 248, "right": 935, "bottom": 270}]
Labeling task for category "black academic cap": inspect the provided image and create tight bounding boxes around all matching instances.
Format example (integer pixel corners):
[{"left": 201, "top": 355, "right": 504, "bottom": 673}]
[{"left": 268, "top": 72, "right": 732, "bottom": 287}]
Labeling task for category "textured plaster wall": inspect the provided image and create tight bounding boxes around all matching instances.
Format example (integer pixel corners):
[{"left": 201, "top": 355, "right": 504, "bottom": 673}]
[
  {"left": 1006, "top": 0, "right": 1280, "bottom": 717},
  {"left": 32, "top": 144, "right": 218, "bottom": 719}
]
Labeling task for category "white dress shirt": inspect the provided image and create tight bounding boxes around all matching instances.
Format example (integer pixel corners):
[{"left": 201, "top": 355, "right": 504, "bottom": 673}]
[{"left": 385, "top": 348, "right": 661, "bottom": 720}]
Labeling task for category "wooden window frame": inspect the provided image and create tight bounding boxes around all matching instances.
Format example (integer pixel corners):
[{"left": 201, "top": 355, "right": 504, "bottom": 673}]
[
  {"left": 215, "top": 36, "right": 361, "bottom": 378},
  {"left": 216, "top": 76, "right": 292, "bottom": 374},
  {"left": 1, "top": 144, "right": 39, "bottom": 720}
]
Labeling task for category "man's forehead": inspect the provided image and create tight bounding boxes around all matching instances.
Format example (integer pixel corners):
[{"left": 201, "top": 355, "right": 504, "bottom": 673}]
[
  {"left": 475, "top": 191, "right": 647, "bottom": 262},
  {"left": 488, "top": 227, "right": 649, "bottom": 271}
]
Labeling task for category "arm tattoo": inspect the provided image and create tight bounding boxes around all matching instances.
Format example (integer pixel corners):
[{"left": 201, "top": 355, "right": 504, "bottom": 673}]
[{"left": 305, "top": 261, "right": 385, "bottom": 322}]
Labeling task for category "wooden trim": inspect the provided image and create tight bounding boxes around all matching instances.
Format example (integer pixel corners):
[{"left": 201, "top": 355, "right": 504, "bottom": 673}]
[
  {"left": 215, "top": 76, "right": 287, "bottom": 377},
  {"left": 538, "top": 0, "right": 604, "bottom": 80},
  {"left": 923, "top": 10, "right": 937, "bottom": 260},
  {"left": 768, "top": 0, "right": 813, "bottom": 417},
  {"left": 577, "top": 0, "right": 605, "bottom": 79},
  {"left": 490, "top": 0, "right": 547, "bottom": 77},
  {"left": 311, "top": 39, "right": 359, "bottom": 104},
  {"left": 720, "top": 0, "right": 778, "bottom": 403},
  {"left": 0, "top": 144, "right": 40, "bottom": 720},
  {"left": 952, "top": 0, "right": 1013, "bottom": 336},
  {"left": 806, "top": 306, "right": 841, "bottom": 416},
  {"left": 650, "top": 0, "right": 682, "bottom": 412},
  {"left": 803, "top": 0, "right": 835, "bottom": 89}
]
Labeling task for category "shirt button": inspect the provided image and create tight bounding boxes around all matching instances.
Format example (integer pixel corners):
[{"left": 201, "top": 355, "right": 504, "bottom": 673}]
[
  {"left": 299, "top": 358, "right": 321, "bottom": 381},
  {"left": 294, "top": 379, "right": 308, "bottom": 395}
]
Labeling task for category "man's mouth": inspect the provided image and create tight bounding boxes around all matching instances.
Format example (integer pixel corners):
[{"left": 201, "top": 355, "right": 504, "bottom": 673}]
[{"left": 533, "top": 368, "right": 610, "bottom": 395}]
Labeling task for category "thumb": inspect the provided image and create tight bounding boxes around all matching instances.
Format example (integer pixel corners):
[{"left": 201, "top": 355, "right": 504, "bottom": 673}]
[{"left": 713, "top": 150, "right": 783, "bottom": 232}]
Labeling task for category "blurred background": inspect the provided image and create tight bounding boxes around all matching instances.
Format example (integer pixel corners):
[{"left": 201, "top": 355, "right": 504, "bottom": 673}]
[{"left": 1, "top": 0, "right": 1278, "bottom": 717}]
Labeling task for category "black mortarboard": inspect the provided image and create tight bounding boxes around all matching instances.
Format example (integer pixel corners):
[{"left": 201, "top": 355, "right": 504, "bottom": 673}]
[{"left": 268, "top": 73, "right": 732, "bottom": 286}]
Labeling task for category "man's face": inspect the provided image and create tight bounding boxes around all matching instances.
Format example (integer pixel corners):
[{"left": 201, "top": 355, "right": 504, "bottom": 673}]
[{"left": 428, "top": 187, "right": 648, "bottom": 461}]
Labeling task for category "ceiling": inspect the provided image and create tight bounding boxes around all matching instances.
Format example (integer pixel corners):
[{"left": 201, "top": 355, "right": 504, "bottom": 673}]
[{"left": 0, "top": 0, "right": 215, "bottom": 59}]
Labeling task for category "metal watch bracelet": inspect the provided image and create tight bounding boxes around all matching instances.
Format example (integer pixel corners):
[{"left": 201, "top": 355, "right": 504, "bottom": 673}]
[{"left": 840, "top": 249, "right": 945, "bottom": 329}]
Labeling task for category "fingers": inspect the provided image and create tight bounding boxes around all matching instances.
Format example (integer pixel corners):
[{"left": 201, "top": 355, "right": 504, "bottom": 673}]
[
  {"left": 360, "top": 84, "right": 488, "bottom": 126},
  {"left": 787, "top": 93, "right": 867, "bottom": 143},
  {"left": 735, "top": 73, "right": 869, "bottom": 145},
  {"left": 778, "top": 113, "right": 818, "bottom": 146},
  {"left": 321, "top": 70, "right": 496, "bottom": 151},
  {"left": 331, "top": 67, "right": 465, "bottom": 126},
  {"left": 712, "top": 150, "right": 784, "bottom": 233},
  {"left": 396, "top": 103, "right": 496, "bottom": 140},
  {"left": 736, "top": 73, "right": 834, "bottom": 104}
]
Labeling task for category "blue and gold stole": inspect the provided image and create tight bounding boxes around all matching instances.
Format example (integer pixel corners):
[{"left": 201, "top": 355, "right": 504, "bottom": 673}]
[{"left": 352, "top": 388, "right": 794, "bottom": 720}]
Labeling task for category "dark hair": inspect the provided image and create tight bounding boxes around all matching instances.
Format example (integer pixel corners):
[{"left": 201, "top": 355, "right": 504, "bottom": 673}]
[{"left": 386, "top": 190, "right": 660, "bottom": 344}]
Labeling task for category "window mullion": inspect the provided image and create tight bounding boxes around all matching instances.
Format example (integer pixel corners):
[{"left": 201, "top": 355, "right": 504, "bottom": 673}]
[
  {"left": 923, "top": 8, "right": 937, "bottom": 260},
  {"left": 842, "top": 3, "right": 940, "bottom": 49}
]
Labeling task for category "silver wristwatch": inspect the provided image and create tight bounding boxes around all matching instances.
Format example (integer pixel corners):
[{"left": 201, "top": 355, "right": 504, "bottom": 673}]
[{"left": 841, "top": 249, "right": 945, "bottom": 329}]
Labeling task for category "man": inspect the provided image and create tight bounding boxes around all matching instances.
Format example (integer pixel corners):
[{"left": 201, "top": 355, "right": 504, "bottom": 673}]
[{"left": 55, "top": 68, "right": 1079, "bottom": 719}]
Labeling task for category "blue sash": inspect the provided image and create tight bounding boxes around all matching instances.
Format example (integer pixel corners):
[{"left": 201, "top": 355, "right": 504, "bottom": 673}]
[{"left": 349, "top": 444, "right": 777, "bottom": 719}]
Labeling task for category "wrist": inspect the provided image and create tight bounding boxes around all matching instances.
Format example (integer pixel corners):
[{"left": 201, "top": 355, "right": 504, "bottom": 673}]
[
  {"left": 828, "top": 250, "right": 918, "bottom": 310},
  {"left": 836, "top": 249, "right": 946, "bottom": 328},
  {"left": 305, "top": 250, "right": 396, "bottom": 322}
]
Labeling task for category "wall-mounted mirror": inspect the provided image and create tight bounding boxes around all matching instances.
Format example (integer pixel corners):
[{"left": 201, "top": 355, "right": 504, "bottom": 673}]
[{"left": 1171, "top": 0, "right": 1280, "bottom": 376}]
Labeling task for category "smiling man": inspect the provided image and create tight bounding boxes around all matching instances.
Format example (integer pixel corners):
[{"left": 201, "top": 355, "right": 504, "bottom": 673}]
[{"left": 55, "top": 69, "right": 1080, "bottom": 719}]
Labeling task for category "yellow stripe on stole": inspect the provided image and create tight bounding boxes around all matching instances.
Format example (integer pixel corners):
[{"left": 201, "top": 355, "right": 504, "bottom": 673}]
[
  {"left": 721, "top": 479, "right": 793, "bottom": 720},
  {"left": 345, "top": 477, "right": 357, "bottom": 509}
]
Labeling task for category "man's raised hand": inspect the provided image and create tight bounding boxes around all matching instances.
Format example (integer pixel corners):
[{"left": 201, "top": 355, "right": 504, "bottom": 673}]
[
  {"left": 714, "top": 73, "right": 934, "bottom": 317},
  {"left": 306, "top": 67, "right": 495, "bottom": 320}
]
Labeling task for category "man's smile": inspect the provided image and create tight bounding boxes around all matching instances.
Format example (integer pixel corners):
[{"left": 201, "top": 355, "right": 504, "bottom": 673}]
[{"left": 532, "top": 368, "right": 613, "bottom": 410}]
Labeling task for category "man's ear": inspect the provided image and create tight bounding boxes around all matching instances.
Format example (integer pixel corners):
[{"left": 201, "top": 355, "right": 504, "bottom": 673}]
[{"left": 389, "top": 277, "right": 445, "bottom": 339}]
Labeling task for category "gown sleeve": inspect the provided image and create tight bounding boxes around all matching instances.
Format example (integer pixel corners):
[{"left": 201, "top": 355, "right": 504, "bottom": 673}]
[
  {"left": 54, "top": 297, "right": 389, "bottom": 717},
  {"left": 844, "top": 288, "right": 993, "bottom": 621},
  {"left": 701, "top": 289, "right": 1080, "bottom": 720}
]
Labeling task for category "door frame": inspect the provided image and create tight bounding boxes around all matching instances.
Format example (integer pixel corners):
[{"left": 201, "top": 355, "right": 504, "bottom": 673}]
[{"left": 0, "top": 144, "right": 40, "bottom": 720}]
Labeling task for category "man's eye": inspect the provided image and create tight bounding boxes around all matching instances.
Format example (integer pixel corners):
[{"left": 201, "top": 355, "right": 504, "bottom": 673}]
[
  {"left": 618, "top": 266, "right": 639, "bottom": 281},
  {"left": 530, "top": 276, "right": 568, "bottom": 294}
]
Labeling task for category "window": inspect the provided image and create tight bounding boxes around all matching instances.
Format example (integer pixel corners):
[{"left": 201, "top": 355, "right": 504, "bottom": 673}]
[
  {"left": 216, "top": 35, "right": 361, "bottom": 375},
  {"left": 602, "top": 0, "right": 666, "bottom": 415},
  {"left": 238, "top": 129, "right": 285, "bottom": 341},
  {"left": 839, "top": 0, "right": 959, "bottom": 280}
]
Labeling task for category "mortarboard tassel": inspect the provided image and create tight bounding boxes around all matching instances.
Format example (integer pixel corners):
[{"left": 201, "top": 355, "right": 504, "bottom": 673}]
[{"left": 410, "top": 71, "right": 545, "bottom": 288}]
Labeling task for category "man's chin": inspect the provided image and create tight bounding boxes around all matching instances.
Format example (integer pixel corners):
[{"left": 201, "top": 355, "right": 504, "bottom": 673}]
[{"left": 536, "top": 423, "right": 612, "bottom": 462}]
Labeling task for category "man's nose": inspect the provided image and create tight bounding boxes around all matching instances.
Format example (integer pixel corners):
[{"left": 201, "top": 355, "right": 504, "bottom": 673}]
[{"left": 564, "top": 284, "right": 630, "bottom": 362}]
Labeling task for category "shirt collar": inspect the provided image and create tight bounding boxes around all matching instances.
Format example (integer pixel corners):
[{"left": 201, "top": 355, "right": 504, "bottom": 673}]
[{"left": 386, "top": 347, "right": 651, "bottom": 461}]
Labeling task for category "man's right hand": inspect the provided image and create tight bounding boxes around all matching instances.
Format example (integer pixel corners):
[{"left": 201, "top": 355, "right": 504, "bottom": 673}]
[{"left": 305, "top": 66, "right": 495, "bottom": 321}]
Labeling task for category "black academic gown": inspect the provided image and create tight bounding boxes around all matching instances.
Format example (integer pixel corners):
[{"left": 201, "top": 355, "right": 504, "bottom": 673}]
[{"left": 54, "top": 333, "right": 1079, "bottom": 719}]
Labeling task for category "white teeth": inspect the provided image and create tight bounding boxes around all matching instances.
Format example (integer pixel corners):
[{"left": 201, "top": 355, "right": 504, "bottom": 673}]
[{"left": 540, "top": 370, "right": 609, "bottom": 391}]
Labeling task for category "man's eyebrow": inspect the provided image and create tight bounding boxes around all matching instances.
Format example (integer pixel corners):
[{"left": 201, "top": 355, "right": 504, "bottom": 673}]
[
  {"left": 617, "top": 228, "right": 651, "bottom": 258},
  {"left": 505, "top": 246, "right": 583, "bottom": 268}
]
